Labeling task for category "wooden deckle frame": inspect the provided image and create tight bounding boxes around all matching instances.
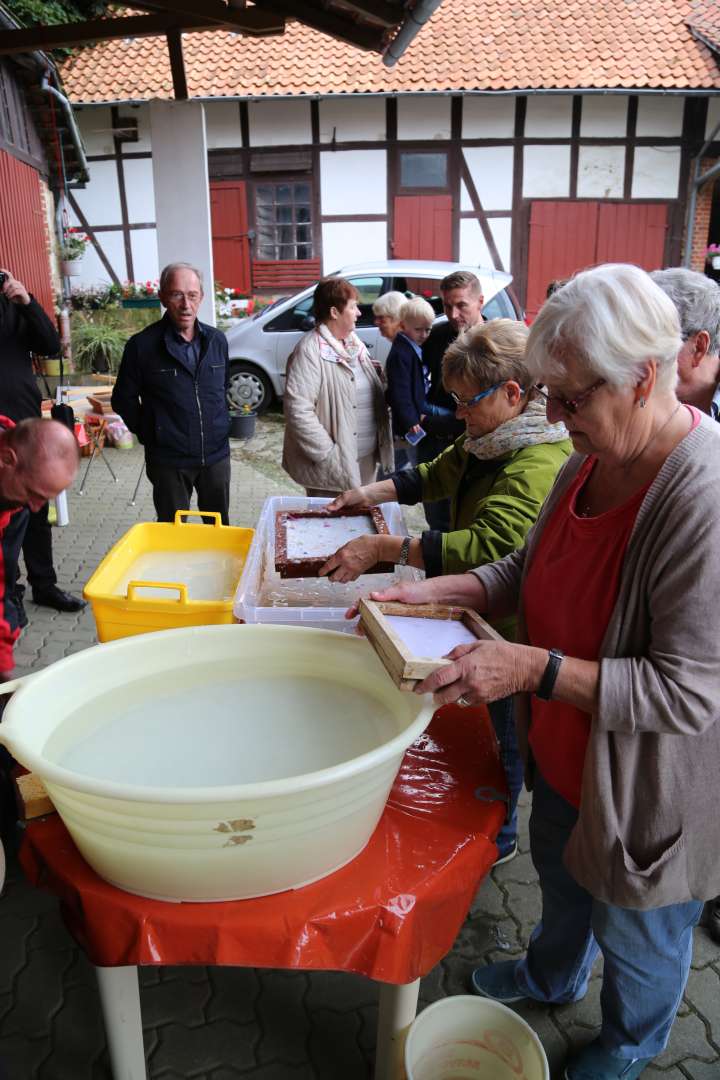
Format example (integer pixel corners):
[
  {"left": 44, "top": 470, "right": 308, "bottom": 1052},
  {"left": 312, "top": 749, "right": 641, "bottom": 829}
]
[
  {"left": 274, "top": 507, "right": 392, "bottom": 579},
  {"left": 359, "top": 599, "right": 503, "bottom": 690}
]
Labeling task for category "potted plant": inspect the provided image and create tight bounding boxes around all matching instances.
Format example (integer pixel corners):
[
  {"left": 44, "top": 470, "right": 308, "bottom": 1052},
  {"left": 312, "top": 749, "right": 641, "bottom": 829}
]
[
  {"left": 706, "top": 244, "right": 720, "bottom": 271},
  {"left": 229, "top": 402, "right": 257, "bottom": 439},
  {"left": 60, "top": 228, "right": 89, "bottom": 276},
  {"left": 71, "top": 314, "right": 128, "bottom": 373},
  {"left": 121, "top": 280, "right": 161, "bottom": 308}
]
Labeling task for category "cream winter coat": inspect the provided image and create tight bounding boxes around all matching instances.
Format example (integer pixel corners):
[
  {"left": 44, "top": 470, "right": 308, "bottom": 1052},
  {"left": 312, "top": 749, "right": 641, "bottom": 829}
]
[{"left": 282, "top": 327, "right": 394, "bottom": 492}]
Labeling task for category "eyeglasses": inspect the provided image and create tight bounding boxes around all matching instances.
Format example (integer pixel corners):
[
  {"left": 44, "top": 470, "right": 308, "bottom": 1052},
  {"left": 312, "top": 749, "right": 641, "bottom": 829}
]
[
  {"left": 167, "top": 291, "right": 201, "bottom": 304},
  {"left": 450, "top": 382, "right": 505, "bottom": 409},
  {"left": 534, "top": 378, "right": 606, "bottom": 416}
]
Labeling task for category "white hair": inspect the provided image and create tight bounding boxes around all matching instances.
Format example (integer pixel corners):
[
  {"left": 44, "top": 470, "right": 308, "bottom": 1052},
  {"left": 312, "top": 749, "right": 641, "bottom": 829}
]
[
  {"left": 159, "top": 262, "right": 204, "bottom": 293},
  {"left": 372, "top": 291, "right": 407, "bottom": 319},
  {"left": 400, "top": 296, "right": 435, "bottom": 324},
  {"left": 526, "top": 264, "right": 681, "bottom": 394},
  {"left": 650, "top": 268, "right": 720, "bottom": 357}
]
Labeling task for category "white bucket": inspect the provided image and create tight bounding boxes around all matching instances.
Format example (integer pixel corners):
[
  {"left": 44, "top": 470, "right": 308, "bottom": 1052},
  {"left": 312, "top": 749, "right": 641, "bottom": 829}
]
[{"left": 404, "top": 996, "right": 549, "bottom": 1080}]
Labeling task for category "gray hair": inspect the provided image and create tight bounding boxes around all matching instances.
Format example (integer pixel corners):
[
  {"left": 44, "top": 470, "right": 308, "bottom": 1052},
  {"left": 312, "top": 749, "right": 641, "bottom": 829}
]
[
  {"left": 372, "top": 291, "right": 406, "bottom": 319},
  {"left": 441, "top": 270, "right": 482, "bottom": 296},
  {"left": 159, "top": 262, "right": 204, "bottom": 293},
  {"left": 526, "top": 263, "right": 681, "bottom": 394},
  {"left": 400, "top": 296, "right": 435, "bottom": 325},
  {"left": 650, "top": 268, "right": 720, "bottom": 357},
  {"left": 443, "top": 319, "right": 530, "bottom": 390}
]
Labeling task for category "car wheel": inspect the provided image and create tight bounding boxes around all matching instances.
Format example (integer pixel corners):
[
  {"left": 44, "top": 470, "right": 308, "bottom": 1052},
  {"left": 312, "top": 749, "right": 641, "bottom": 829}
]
[{"left": 227, "top": 362, "right": 273, "bottom": 415}]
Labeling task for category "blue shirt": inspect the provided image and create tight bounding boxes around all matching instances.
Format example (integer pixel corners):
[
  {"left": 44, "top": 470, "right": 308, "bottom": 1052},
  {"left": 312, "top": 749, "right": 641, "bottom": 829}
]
[{"left": 170, "top": 324, "right": 201, "bottom": 375}]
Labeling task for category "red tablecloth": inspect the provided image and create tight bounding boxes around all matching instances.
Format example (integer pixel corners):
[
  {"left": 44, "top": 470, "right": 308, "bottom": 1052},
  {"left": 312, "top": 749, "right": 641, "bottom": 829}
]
[{"left": 20, "top": 704, "right": 506, "bottom": 985}]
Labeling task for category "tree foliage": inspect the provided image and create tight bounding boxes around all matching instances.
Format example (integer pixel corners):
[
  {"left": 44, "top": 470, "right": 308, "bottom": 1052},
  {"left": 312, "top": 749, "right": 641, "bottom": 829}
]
[{"left": 10, "top": 0, "right": 118, "bottom": 28}]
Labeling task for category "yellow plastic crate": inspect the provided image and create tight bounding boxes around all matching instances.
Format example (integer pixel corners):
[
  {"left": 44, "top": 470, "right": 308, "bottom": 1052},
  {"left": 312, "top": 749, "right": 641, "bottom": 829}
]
[{"left": 84, "top": 511, "right": 254, "bottom": 641}]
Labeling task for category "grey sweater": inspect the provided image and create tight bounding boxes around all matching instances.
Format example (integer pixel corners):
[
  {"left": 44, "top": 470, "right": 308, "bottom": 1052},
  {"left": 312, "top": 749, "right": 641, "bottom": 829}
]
[{"left": 472, "top": 412, "right": 720, "bottom": 909}]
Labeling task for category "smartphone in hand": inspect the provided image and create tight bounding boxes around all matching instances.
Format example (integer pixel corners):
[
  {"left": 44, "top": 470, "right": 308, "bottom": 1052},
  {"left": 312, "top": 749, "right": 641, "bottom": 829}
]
[{"left": 405, "top": 427, "right": 426, "bottom": 446}]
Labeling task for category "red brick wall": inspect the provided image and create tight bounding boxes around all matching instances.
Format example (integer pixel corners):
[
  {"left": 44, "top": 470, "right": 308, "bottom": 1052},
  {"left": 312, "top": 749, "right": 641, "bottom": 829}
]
[{"left": 687, "top": 157, "right": 717, "bottom": 272}]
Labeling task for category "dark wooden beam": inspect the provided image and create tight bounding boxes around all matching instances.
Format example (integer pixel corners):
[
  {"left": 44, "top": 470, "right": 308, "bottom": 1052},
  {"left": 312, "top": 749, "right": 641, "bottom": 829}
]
[
  {"left": 330, "top": 0, "right": 402, "bottom": 28},
  {"left": 130, "top": 0, "right": 285, "bottom": 36},
  {"left": 252, "top": 0, "right": 382, "bottom": 50},
  {"left": 0, "top": 6, "right": 285, "bottom": 56},
  {"left": 166, "top": 27, "right": 188, "bottom": 100}
]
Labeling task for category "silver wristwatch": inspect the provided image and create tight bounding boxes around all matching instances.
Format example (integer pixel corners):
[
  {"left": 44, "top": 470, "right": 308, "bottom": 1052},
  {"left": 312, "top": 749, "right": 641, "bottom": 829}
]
[{"left": 397, "top": 536, "right": 412, "bottom": 566}]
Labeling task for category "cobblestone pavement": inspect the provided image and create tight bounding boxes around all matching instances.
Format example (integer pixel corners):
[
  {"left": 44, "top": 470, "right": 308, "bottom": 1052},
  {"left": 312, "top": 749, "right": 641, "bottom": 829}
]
[{"left": 1, "top": 414, "right": 718, "bottom": 1078}]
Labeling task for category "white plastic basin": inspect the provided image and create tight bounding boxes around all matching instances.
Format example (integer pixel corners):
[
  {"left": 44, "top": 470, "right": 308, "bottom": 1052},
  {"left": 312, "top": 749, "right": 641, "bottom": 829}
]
[{"left": 0, "top": 624, "right": 435, "bottom": 902}]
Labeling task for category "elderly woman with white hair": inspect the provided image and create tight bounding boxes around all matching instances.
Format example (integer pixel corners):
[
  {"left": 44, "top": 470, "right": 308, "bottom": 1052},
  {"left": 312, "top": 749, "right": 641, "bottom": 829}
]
[
  {"left": 372, "top": 290, "right": 407, "bottom": 342},
  {"left": 370, "top": 264, "right": 720, "bottom": 1079}
]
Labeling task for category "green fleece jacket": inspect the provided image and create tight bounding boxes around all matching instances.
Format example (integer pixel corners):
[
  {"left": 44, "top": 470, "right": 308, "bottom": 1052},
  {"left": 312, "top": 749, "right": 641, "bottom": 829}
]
[{"left": 392, "top": 435, "right": 572, "bottom": 638}]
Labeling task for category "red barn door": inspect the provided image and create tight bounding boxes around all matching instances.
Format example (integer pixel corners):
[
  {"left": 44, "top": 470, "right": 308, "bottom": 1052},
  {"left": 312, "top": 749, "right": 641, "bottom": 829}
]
[
  {"left": 393, "top": 195, "right": 452, "bottom": 261},
  {"left": 210, "top": 181, "right": 251, "bottom": 295}
]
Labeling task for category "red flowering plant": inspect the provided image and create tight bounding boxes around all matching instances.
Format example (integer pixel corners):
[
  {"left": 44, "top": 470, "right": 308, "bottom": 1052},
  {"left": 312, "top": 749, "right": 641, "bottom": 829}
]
[
  {"left": 60, "top": 228, "right": 89, "bottom": 261},
  {"left": 120, "top": 280, "right": 160, "bottom": 299}
]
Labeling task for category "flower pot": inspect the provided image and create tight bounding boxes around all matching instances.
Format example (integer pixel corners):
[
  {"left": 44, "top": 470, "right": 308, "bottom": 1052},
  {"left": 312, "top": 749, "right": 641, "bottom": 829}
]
[
  {"left": 711, "top": 255, "right": 720, "bottom": 270},
  {"left": 40, "top": 358, "right": 61, "bottom": 377},
  {"left": 61, "top": 259, "right": 82, "bottom": 277},
  {"left": 121, "top": 298, "right": 161, "bottom": 309},
  {"left": 229, "top": 411, "right": 256, "bottom": 439}
]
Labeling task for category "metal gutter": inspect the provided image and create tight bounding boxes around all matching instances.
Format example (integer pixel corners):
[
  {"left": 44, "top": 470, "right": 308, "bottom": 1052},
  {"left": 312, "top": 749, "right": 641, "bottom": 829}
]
[
  {"left": 39, "top": 70, "right": 90, "bottom": 184},
  {"left": 382, "top": 0, "right": 443, "bottom": 68}
]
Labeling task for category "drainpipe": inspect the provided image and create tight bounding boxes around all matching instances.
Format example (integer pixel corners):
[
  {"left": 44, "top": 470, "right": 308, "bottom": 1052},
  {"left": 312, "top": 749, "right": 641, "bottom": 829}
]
[
  {"left": 683, "top": 118, "right": 720, "bottom": 268},
  {"left": 382, "top": 0, "right": 444, "bottom": 67},
  {"left": 40, "top": 70, "right": 90, "bottom": 184}
]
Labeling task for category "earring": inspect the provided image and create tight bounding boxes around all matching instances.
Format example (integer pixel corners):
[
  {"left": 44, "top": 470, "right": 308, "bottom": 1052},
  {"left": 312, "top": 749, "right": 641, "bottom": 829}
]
[{"left": 639, "top": 397, "right": 646, "bottom": 408}]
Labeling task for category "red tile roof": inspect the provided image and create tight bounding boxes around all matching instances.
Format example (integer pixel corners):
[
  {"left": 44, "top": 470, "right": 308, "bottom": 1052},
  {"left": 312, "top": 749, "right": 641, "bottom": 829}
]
[{"left": 60, "top": 0, "right": 720, "bottom": 102}]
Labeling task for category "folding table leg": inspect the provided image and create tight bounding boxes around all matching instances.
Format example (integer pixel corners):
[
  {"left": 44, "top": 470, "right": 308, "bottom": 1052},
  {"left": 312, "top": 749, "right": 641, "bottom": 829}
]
[
  {"left": 95, "top": 965, "right": 147, "bottom": 1080},
  {"left": 374, "top": 978, "right": 420, "bottom": 1080}
]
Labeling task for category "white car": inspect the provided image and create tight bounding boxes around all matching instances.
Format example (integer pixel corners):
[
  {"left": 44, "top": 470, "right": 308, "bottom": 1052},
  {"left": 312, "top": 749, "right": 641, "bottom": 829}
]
[{"left": 225, "top": 260, "right": 520, "bottom": 413}]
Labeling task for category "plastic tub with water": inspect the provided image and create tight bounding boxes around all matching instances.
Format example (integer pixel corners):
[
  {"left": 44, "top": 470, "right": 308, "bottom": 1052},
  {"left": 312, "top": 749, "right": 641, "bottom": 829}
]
[{"left": 405, "top": 996, "right": 549, "bottom": 1080}]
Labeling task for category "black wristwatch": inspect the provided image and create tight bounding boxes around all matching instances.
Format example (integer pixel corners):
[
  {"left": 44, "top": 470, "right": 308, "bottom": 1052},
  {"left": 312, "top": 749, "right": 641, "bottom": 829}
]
[{"left": 535, "top": 648, "right": 564, "bottom": 701}]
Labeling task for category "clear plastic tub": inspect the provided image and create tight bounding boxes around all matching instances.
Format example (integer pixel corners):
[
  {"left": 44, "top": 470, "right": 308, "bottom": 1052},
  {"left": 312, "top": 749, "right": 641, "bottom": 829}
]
[{"left": 233, "top": 496, "right": 422, "bottom": 633}]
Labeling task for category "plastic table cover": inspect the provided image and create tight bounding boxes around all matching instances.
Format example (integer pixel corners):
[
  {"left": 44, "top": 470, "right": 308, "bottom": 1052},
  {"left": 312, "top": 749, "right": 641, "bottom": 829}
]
[{"left": 20, "top": 703, "right": 506, "bottom": 985}]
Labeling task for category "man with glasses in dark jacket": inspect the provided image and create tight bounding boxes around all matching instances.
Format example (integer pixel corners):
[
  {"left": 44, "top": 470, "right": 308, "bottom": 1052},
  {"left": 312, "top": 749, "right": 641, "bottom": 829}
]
[
  {"left": 652, "top": 266, "right": 720, "bottom": 947},
  {"left": 112, "top": 262, "right": 231, "bottom": 523}
]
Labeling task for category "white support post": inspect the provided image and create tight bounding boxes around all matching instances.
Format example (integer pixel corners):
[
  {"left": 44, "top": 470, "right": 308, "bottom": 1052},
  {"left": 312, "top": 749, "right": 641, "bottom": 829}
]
[
  {"left": 95, "top": 965, "right": 147, "bottom": 1080},
  {"left": 375, "top": 978, "right": 420, "bottom": 1080},
  {"left": 148, "top": 100, "right": 216, "bottom": 327}
]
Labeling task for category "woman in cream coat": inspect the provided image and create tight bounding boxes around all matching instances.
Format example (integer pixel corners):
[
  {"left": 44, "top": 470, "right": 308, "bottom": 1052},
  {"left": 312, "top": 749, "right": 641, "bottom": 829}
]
[{"left": 282, "top": 277, "right": 393, "bottom": 496}]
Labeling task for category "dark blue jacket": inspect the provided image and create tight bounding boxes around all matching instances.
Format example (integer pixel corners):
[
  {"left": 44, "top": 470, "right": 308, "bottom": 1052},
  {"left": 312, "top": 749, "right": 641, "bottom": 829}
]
[
  {"left": 421, "top": 322, "right": 465, "bottom": 440},
  {"left": 385, "top": 332, "right": 455, "bottom": 438},
  {"left": 112, "top": 314, "right": 230, "bottom": 469}
]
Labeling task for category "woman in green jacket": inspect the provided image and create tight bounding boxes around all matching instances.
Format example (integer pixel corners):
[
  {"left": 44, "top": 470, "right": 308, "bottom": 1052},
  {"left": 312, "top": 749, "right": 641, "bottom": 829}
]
[{"left": 320, "top": 317, "right": 571, "bottom": 860}]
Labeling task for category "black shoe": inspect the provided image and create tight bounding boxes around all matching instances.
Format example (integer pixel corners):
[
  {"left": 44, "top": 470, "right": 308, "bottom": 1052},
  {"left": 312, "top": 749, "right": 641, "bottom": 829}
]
[
  {"left": 707, "top": 897, "right": 720, "bottom": 944},
  {"left": 31, "top": 585, "right": 87, "bottom": 613}
]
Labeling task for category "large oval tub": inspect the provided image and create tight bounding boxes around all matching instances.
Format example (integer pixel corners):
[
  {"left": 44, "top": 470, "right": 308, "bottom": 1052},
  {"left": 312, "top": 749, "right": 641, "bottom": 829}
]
[{"left": 0, "top": 624, "right": 435, "bottom": 901}]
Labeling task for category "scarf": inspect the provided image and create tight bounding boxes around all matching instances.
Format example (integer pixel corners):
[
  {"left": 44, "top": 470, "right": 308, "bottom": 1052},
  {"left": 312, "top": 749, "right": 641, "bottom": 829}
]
[
  {"left": 317, "top": 322, "right": 364, "bottom": 365},
  {"left": 463, "top": 396, "right": 567, "bottom": 460}
]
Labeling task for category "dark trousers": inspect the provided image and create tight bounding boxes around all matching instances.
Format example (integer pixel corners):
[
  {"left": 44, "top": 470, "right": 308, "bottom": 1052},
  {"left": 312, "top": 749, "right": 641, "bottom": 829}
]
[
  {"left": 416, "top": 434, "right": 452, "bottom": 532},
  {"left": 146, "top": 456, "right": 231, "bottom": 525},
  {"left": 2, "top": 509, "right": 29, "bottom": 640},
  {"left": 16, "top": 501, "right": 57, "bottom": 593}
]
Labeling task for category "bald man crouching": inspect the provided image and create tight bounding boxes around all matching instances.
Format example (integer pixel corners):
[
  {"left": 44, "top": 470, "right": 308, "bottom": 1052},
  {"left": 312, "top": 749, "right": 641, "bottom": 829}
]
[{"left": 0, "top": 418, "right": 79, "bottom": 682}]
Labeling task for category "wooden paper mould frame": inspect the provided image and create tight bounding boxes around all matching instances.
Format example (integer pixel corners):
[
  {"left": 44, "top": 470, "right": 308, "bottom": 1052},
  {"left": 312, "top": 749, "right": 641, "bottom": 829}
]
[
  {"left": 274, "top": 507, "right": 393, "bottom": 579},
  {"left": 358, "top": 598, "right": 503, "bottom": 691}
]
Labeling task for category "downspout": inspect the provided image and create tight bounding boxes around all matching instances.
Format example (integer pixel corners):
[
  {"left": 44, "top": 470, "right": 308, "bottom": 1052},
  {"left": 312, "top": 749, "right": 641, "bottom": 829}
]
[
  {"left": 683, "top": 118, "right": 720, "bottom": 268},
  {"left": 40, "top": 70, "right": 90, "bottom": 184},
  {"left": 382, "top": 0, "right": 443, "bottom": 67}
]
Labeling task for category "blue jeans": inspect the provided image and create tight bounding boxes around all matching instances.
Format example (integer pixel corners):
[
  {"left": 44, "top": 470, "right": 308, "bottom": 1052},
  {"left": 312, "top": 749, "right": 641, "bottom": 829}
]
[
  {"left": 516, "top": 774, "right": 702, "bottom": 1058},
  {"left": 487, "top": 696, "right": 523, "bottom": 857}
]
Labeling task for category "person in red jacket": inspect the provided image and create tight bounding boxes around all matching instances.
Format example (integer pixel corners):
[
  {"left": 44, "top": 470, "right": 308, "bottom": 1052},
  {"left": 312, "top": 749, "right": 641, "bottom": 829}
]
[{"left": 0, "top": 418, "right": 80, "bottom": 681}]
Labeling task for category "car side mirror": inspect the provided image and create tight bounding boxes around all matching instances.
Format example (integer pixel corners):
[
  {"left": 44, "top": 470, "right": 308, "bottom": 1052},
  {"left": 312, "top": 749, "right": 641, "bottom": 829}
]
[{"left": 300, "top": 315, "right": 316, "bottom": 331}]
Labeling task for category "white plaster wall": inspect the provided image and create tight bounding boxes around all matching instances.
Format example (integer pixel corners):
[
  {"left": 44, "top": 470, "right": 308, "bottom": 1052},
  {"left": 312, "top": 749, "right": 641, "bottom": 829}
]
[
  {"left": 522, "top": 145, "right": 571, "bottom": 197},
  {"left": 580, "top": 95, "right": 628, "bottom": 137},
  {"left": 321, "top": 221, "right": 387, "bottom": 274},
  {"left": 459, "top": 217, "right": 511, "bottom": 271},
  {"left": 320, "top": 150, "right": 387, "bottom": 215},
  {"left": 78, "top": 230, "right": 128, "bottom": 286},
  {"left": 73, "top": 159, "right": 122, "bottom": 225},
  {"left": 397, "top": 95, "right": 451, "bottom": 140},
  {"left": 631, "top": 146, "right": 681, "bottom": 198},
  {"left": 248, "top": 99, "right": 311, "bottom": 147},
  {"left": 706, "top": 97, "right": 720, "bottom": 139},
  {"left": 525, "top": 96, "right": 573, "bottom": 137},
  {"left": 122, "top": 158, "right": 156, "bottom": 223},
  {"left": 636, "top": 96, "right": 684, "bottom": 137},
  {"left": 577, "top": 145, "right": 625, "bottom": 198},
  {"left": 130, "top": 229, "right": 159, "bottom": 284},
  {"left": 319, "top": 97, "right": 385, "bottom": 143},
  {"left": 463, "top": 146, "right": 513, "bottom": 210},
  {"left": 205, "top": 101, "right": 243, "bottom": 149},
  {"left": 462, "top": 96, "right": 515, "bottom": 139},
  {"left": 75, "top": 106, "right": 115, "bottom": 156}
]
